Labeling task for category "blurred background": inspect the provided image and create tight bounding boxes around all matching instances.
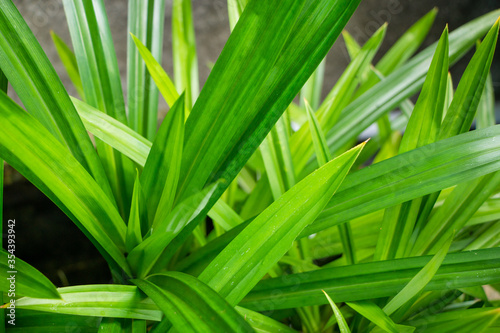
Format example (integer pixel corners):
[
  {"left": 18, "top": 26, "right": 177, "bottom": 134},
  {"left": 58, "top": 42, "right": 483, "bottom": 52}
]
[{"left": 4, "top": 0, "right": 500, "bottom": 285}]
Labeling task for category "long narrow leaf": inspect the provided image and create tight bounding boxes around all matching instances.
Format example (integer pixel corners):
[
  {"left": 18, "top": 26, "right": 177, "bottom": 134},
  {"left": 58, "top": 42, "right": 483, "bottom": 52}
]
[
  {"left": 303, "top": 125, "right": 500, "bottom": 237},
  {"left": 127, "top": 0, "right": 166, "bottom": 140},
  {"left": 0, "top": 0, "right": 113, "bottom": 199},
  {"left": 322, "top": 10, "right": 500, "bottom": 159},
  {"left": 63, "top": 0, "right": 135, "bottom": 217},
  {"left": 132, "top": 272, "right": 253, "bottom": 333},
  {"left": 0, "top": 92, "right": 131, "bottom": 276},
  {"left": 0, "top": 251, "right": 60, "bottom": 300},
  {"left": 14, "top": 285, "right": 162, "bottom": 321},
  {"left": 199, "top": 143, "right": 364, "bottom": 306},
  {"left": 172, "top": 0, "right": 199, "bottom": 111},
  {"left": 50, "top": 31, "right": 85, "bottom": 98},
  {"left": 176, "top": 0, "right": 361, "bottom": 205},
  {"left": 141, "top": 95, "right": 185, "bottom": 228},
  {"left": 240, "top": 248, "right": 500, "bottom": 311}
]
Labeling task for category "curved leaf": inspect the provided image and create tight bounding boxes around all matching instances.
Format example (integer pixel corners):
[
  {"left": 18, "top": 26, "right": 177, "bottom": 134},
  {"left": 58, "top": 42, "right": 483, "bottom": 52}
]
[
  {"left": 132, "top": 272, "right": 253, "bottom": 333},
  {"left": 199, "top": 143, "right": 364, "bottom": 306},
  {"left": 0, "top": 251, "right": 60, "bottom": 300},
  {"left": 14, "top": 285, "right": 162, "bottom": 321}
]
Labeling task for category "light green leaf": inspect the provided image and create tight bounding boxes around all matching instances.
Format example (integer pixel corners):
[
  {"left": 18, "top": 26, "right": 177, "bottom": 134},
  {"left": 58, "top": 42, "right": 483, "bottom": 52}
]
[
  {"left": 305, "top": 100, "right": 331, "bottom": 166},
  {"left": 199, "top": 143, "right": 364, "bottom": 306},
  {"left": 345, "top": 301, "right": 400, "bottom": 333},
  {"left": 399, "top": 26, "right": 449, "bottom": 152},
  {"left": 172, "top": 0, "right": 199, "bottom": 111},
  {"left": 0, "top": 251, "right": 60, "bottom": 300},
  {"left": 208, "top": 199, "right": 243, "bottom": 231},
  {"left": 141, "top": 95, "right": 185, "bottom": 228},
  {"left": 383, "top": 235, "right": 453, "bottom": 315},
  {"left": 14, "top": 285, "right": 162, "bottom": 321},
  {"left": 132, "top": 272, "right": 253, "bottom": 333},
  {"left": 323, "top": 290, "right": 351, "bottom": 333},
  {"left": 439, "top": 18, "right": 499, "bottom": 139},
  {"left": 131, "top": 33, "right": 179, "bottom": 108},
  {"left": 227, "top": 0, "right": 248, "bottom": 31},
  {"left": 72, "top": 97, "right": 152, "bottom": 166},
  {"left": 306, "top": 100, "right": 355, "bottom": 264},
  {"left": 236, "top": 306, "right": 297, "bottom": 333},
  {"left": 126, "top": 173, "right": 146, "bottom": 253},
  {"left": 50, "top": 31, "right": 84, "bottom": 98},
  {"left": 477, "top": 73, "right": 496, "bottom": 129},
  {"left": 301, "top": 58, "right": 326, "bottom": 111},
  {"left": 127, "top": 0, "right": 166, "bottom": 140}
]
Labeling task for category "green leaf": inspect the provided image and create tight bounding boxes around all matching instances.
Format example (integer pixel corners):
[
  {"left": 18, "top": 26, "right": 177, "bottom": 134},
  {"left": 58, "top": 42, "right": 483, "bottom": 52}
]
[
  {"left": 305, "top": 100, "right": 331, "bottom": 166},
  {"left": 199, "top": 143, "right": 364, "bottom": 306},
  {"left": 0, "top": 251, "right": 60, "bottom": 300},
  {"left": 303, "top": 125, "right": 500, "bottom": 237},
  {"left": 345, "top": 301, "right": 400, "bottom": 333},
  {"left": 0, "top": 92, "right": 131, "bottom": 277},
  {"left": 0, "top": 0, "right": 113, "bottom": 200},
  {"left": 383, "top": 235, "right": 453, "bottom": 316},
  {"left": 291, "top": 23, "right": 386, "bottom": 174},
  {"left": 141, "top": 95, "right": 185, "bottom": 228},
  {"left": 131, "top": 33, "right": 179, "bottom": 108},
  {"left": 323, "top": 290, "right": 351, "bottom": 333},
  {"left": 63, "top": 0, "right": 135, "bottom": 218},
  {"left": 5, "top": 310, "right": 100, "bottom": 333},
  {"left": 306, "top": 101, "right": 355, "bottom": 264},
  {"left": 439, "top": 18, "right": 499, "bottom": 139},
  {"left": 227, "top": 0, "right": 248, "bottom": 31},
  {"left": 208, "top": 199, "right": 243, "bottom": 231},
  {"left": 50, "top": 31, "right": 85, "bottom": 98},
  {"left": 172, "top": 0, "right": 199, "bottom": 111},
  {"left": 322, "top": 9, "right": 500, "bottom": 159},
  {"left": 236, "top": 306, "right": 297, "bottom": 333},
  {"left": 410, "top": 171, "right": 500, "bottom": 256},
  {"left": 126, "top": 173, "right": 146, "bottom": 253},
  {"left": 132, "top": 272, "right": 253, "bottom": 333},
  {"left": 342, "top": 30, "right": 361, "bottom": 59},
  {"left": 301, "top": 58, "right": 326, "bottom": 110},
  {"left": 476, "top": 73, "right": 496, "bottom": 129},
  {"left": 72, "top": 97, "right": 152, "bottom": 166},
  {"left": 14, "top": 285, "right": 162, "bottom": 321},
  {"left": 176, "top": 0, "right": 361, "bottom": 204},
  {"left": 355, "top": 8, "right": 438, "bottom": 98},
  {"left": 260, "top": 115, "right": 296, "bottom": 200},
  {"left": 399, "top": 26, "right": 449, "bottom": 152},
  {"left": 127, "top": 0, "right": 166, "bottom": 140},
  {"left": 240, "top": 248, "right": 500, "bottom": 311},
  {"left": 374, "top": 26, "right": 449, "bottom": 261},
  {"left": 127, "top": 183, "right": 218, "bottom": 278}
]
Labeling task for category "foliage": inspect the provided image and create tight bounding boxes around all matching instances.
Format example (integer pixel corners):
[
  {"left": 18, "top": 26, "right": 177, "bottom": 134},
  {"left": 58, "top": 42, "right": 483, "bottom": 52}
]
[{"left": 1, "top": 0, "right": 500, "bottom": 331}]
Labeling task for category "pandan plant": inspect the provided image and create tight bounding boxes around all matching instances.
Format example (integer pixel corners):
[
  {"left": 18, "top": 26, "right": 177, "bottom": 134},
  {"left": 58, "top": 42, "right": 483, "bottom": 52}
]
[{"left": 1, "top": 0, "right": 500, "bottom": 332}]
